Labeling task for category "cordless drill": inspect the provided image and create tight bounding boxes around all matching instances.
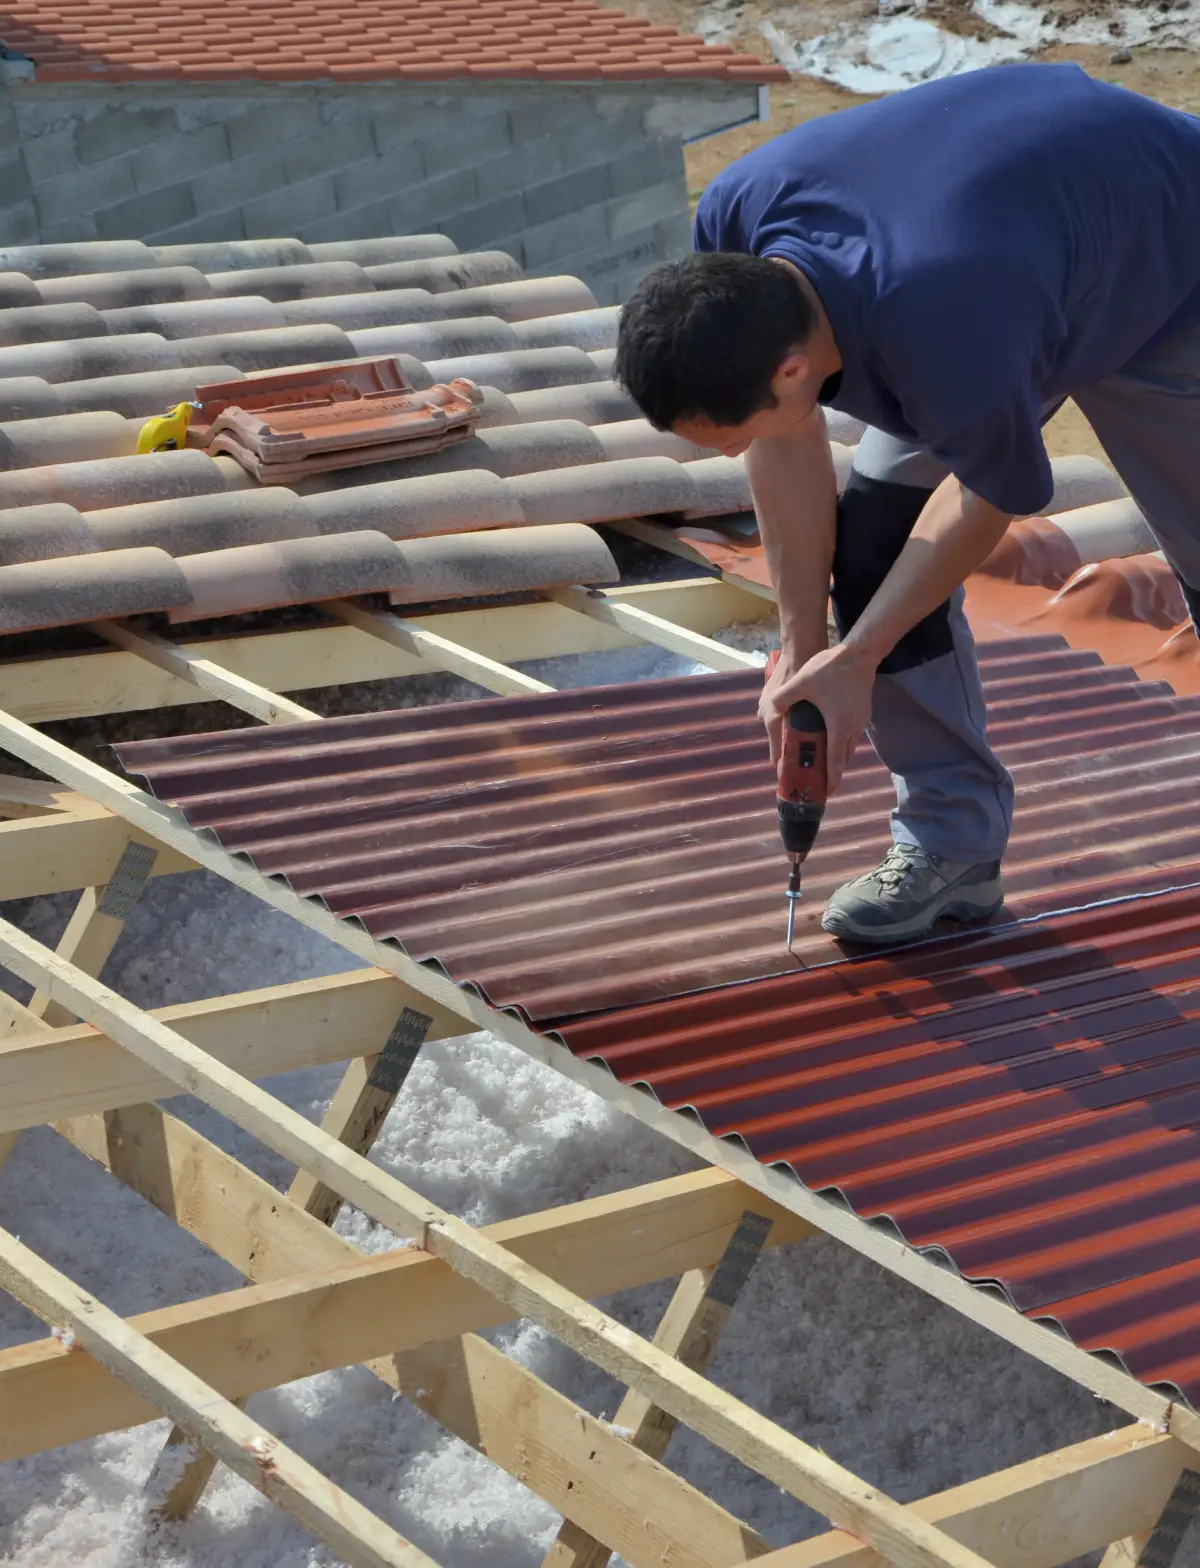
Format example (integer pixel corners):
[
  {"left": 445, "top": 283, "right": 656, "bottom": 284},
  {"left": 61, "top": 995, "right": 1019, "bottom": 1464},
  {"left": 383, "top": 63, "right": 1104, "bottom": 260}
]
[{"left": 765, "top": 651, "right": 829, "bottom": 947}]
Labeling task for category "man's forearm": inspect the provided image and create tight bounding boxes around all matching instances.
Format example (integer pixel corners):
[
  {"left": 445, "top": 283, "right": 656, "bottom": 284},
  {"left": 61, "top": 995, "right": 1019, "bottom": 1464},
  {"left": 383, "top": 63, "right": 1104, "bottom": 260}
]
[
  {"left": 745, "top": 411, "right": 837, "bottom": 657},
  {"left": 841, "top": 473, "right": 1011, "bottom": 667}
]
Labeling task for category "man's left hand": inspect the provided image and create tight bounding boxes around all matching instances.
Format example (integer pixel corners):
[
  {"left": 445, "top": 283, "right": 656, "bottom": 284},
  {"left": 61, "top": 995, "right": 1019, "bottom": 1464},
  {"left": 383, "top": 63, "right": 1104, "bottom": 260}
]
[{"left": 766, "top": 643, "right": 877, "bottom": 791}]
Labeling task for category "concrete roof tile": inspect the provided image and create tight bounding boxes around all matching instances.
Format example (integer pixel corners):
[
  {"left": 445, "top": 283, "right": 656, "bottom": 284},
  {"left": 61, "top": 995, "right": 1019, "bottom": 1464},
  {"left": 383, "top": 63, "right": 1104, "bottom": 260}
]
[
  {"left": 472, "top": 419, "right": 605, "bottom": 476},
  {"left": 0, "top": 409, "right": 136, "bottom": 471},
  {"left": 206, "top": 261, "right": 373, "bottom": 302},
  {"left": 0, "top": 302, "right": 109, "bottom": 347},
  {"left": 55, "top": 364, "right": 243, "bottom": 418},
  {"left": 297, "top": 467, "right": 525, "bottom": 535},
  {"left": 507, "top": 379, "right": 638, "bottom": 426},
  {"left": 101, "top": 296, "right": 287, "bottom": 339},
  {"left": 85, "top": 487, "right": 318, "bottom": 556},
  {"left": 510, "top": 453, "right": 693, "bottom": 524},
  {"left": 0, "top": 274, "right": 41, "bottom": 309},
  {"left": 305, "top": 237, "right": 458, "bottom": 266},
  {"left": 1049, "top": 496, "right": 1155, "bottom": 563},
  {"left": 364, "top": 252, "right": 523, "bottom": 294},
  {"left": 0, "top": 377, "right": 64, "bottom": 423},
  {"left": 1038, "top": 454, "right": 1127, "bottom": 516},
  {"left": 388, "top": 520, "right": 617, "bottom": 603},
  {"left": 37, "top": 266, "right": 214, "bottom": 310},
  {"left": 474, "top": 387, "right": 520, "bottom": 427},
  {"left": 679, "top": 454, "right": 751, "bottom": 518},
  {"left": 0, "top": 448, "right": 224, "bottom": 511},
  {"left": 0, "top": 544, "right": 191, "bottom": 633},
  {"left": 347, "top": 316, "right": 518, "bottom": 361},
  {"left": 149, "top": 239, "right": 315, "bottom": 274},
  {"left": 172, "top": 324, "right": 355, "bottom": 372},
  {"left": 449, "top": 276, "right": 597, "bottom": 323},
  {"left": 423, "top": 345, "right": 602, "bottom": 392},
  {"left": 0, "top": 241, "right": 155, "bottom": 279},
  {"left": 509, "top": 306, "right": 619, "bottom": 351},
  {"left": 170, "top": 529, "right": 405, "bottom": 621},
  {"left": 0, "top": 502, "right": 95, "bottom": 566},
  {"left": 275, "top": 289, "right": 446, "bottom": 331},
  {"left": 0, "top": 332, "right": 179, "bottom": 384},
  {"left": 593, "top": 419, "right": 713, "bottom": 463}
]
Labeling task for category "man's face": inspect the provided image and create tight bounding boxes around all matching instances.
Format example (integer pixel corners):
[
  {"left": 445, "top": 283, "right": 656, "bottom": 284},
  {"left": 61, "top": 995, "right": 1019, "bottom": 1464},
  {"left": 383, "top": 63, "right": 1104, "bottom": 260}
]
[{"left": 669, "top": 349, "right": 824, "bottom": 457}]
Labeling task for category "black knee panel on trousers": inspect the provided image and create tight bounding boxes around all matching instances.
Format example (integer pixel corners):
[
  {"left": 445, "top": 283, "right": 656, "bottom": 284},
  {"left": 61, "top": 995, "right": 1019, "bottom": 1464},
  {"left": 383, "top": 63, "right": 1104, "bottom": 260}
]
[{"left": 831, "top": 472, "right": 955, "bottom": 675}]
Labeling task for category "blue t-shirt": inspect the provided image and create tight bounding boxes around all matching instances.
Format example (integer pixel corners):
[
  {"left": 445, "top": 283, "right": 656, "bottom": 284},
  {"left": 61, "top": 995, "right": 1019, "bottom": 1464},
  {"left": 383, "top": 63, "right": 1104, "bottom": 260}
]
[{"left": 694, "top": 63, "right": 1200, "bottom": 515}]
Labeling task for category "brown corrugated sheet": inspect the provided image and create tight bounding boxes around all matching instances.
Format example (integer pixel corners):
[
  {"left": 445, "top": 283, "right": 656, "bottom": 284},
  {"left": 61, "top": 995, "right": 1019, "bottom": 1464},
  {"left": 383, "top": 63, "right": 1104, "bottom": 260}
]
[
  {"left": 558, "top": 886, "right": 1200, "bottom": 1406},
  {"left": 116, "top": 638, "right": 1200, "bottom": 1409},
  {"left": 117, "top": 636, "right": 1200, "bottom": 1017}
]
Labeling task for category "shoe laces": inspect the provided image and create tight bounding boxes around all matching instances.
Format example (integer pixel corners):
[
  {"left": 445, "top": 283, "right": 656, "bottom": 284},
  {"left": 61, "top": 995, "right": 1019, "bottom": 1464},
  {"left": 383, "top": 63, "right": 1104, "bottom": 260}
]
[{"left": 863, "top": 843, "right": 939, "bottom": 890}]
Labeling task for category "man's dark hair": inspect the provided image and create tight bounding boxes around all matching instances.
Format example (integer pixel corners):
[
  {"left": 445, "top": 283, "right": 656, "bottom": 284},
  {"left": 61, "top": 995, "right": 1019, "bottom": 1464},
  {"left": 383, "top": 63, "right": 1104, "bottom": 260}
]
[{"left": 615, "top": 251, "right": 818, "bottom": 432}]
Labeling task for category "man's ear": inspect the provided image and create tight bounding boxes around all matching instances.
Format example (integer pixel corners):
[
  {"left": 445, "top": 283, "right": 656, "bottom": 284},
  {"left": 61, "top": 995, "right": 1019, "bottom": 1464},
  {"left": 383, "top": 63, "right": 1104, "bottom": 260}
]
[{"left": 771, "top": 348, "right": 811, "bottom": 400}]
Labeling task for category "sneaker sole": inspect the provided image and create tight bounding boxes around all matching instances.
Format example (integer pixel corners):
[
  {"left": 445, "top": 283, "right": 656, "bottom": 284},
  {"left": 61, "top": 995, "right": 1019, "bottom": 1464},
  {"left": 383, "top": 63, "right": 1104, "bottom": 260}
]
[{"left": 820, "top": 881, "right": 1003, "bottom": 946}]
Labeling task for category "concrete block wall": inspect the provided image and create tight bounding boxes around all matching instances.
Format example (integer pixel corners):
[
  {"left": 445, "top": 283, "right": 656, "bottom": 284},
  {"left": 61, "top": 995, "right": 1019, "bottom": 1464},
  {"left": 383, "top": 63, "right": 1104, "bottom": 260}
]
[{"left": 0, "top": 79, "right": 762, "bottom": 304}]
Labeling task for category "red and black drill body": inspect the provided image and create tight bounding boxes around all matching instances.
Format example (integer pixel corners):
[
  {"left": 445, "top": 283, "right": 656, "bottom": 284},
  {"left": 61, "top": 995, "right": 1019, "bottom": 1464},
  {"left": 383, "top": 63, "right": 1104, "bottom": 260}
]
[{"left": 765, "top": 651, "right": 829, "bottom": 942}]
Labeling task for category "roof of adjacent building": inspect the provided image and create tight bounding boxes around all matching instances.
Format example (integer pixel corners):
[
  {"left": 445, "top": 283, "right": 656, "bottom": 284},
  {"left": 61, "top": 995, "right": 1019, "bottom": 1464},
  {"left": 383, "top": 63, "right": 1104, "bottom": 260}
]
[{"left": 0, "top": 0, "right": 788, "bottom": 84}]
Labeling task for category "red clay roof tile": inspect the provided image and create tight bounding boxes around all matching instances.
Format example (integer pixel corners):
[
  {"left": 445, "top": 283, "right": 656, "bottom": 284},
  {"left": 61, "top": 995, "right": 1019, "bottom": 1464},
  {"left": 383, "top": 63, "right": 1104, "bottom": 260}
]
[{"left": 1, "top": 0, "right": 787, "bottom": 83}]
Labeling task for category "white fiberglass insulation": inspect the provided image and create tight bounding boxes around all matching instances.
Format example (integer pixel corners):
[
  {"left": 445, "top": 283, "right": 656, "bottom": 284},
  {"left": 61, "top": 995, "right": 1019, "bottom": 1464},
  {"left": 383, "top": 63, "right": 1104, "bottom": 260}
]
[{"left": 0, "top": 630, "right": 1142, "bottom": 1567}]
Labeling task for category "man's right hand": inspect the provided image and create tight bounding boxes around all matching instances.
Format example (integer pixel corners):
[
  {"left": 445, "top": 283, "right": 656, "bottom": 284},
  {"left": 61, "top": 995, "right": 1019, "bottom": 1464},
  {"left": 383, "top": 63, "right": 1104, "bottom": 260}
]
[{"left": 758, "top": 643, "right": 826, "bottom": 765}]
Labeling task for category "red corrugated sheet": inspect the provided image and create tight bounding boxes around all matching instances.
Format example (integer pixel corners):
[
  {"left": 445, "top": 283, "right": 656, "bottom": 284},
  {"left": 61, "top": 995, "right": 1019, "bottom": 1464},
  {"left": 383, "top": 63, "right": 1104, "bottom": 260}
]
[
  {"left": 116, "top": 632, "right": 1200, "bottom": 1404},
  {"left": 557, "top": 888, "right": 1200, "bottom": 1405},
  {"left": 117, "top": 633, "right": 1200, "bottom": 1018}
]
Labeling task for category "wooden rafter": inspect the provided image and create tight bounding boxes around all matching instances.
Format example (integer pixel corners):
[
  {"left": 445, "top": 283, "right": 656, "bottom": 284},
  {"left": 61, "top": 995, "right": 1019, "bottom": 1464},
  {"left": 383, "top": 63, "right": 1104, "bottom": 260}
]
[
  {"left": 90, "top": 619, "right": 320, "bottom": 724},
  {"left": 547, "top": 584, "right": 763, "bottom": 671},
  {"left": 543, "top": 1209, "right": 772, "bottom": 1568},
  {"left": 0, "top": 1166, "right": 813, "bottom": 1463},
  {"left": 0, "top": 968, "right": 452, "bottom": 1133},
  {"left": 61, "top": 1098, "right": 777, "bottom": 1565},
  {"left": 0, "top": 1225, "right": 439, "bottom": 1568},
  {"left": 325, "top": 599, "right": 556, "bottom": 695},
  {"left": 0, "top": 578, "right": 768, "bottom": 723},
  {"left": 763, "top": 1425, "right": 1185, "bottom": 1568}
]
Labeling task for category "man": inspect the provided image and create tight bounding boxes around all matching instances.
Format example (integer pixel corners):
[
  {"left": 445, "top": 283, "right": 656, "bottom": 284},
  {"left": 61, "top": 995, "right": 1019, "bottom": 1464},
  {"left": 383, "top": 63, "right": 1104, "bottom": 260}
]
[{"left": 615, "top": 62, "right": 1200, "bottom": 946}]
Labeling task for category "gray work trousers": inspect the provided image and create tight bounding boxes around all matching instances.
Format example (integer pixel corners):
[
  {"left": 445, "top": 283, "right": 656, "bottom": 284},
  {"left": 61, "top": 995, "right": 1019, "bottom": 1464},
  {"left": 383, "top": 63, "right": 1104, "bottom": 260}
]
[{"left": 844, "top": 318, "right": 1200, "bottom": 865}]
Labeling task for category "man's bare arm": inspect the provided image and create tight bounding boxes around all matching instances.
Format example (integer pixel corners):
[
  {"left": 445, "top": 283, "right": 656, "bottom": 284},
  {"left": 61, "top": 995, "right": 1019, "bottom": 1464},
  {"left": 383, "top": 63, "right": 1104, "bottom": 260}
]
[{"left": 746, "top": 410, "right": 838, "bottom": 759}]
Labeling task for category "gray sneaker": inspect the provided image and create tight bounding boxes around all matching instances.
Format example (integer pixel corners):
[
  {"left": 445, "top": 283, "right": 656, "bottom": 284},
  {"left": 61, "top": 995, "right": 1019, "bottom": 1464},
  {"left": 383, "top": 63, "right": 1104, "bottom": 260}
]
[{"left": 821, "top": 843, "right": 1003, "bottom": 946}]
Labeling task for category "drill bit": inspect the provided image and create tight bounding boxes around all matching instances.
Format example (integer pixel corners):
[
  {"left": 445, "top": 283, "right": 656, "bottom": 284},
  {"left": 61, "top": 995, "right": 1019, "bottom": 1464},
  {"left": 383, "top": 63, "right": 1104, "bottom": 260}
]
[{"left": 785, "top": 858, "right": 802, "bottom": 948}]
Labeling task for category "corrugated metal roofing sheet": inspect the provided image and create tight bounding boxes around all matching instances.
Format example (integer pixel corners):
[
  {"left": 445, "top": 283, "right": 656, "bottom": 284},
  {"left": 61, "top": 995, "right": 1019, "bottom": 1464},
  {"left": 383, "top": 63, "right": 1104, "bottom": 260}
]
[
  {"left": 117, "top": 633, "right": 1200, "bottom": 1020},
  {"left": 117, "top": 629, "right": 1200, "bottom": 1405},
  {"left": 556, "top": 887, "right": 1200, "bottom": 1406}
]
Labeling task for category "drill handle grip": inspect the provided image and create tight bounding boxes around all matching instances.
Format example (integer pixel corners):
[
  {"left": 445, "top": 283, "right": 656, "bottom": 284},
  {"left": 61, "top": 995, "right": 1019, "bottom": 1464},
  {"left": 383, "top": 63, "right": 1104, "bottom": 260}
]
[{"left": 765, "top": 650, "right": 829, "bottom": 809}]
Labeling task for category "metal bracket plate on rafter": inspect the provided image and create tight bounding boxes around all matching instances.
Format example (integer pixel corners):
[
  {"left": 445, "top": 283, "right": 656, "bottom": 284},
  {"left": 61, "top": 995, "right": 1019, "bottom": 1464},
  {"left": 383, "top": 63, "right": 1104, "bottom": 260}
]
[
  {"left": 706, "top": 1211, "right": 773, "bottom": 1308},
  {"left": 96, "top": 841, "right": 159, "bottom": 921},
  {"left": 367, "top": 1006, "right": 434, "bottom": 1095},
  {"left": 1141, "top": 1469, "right": 1200, "bottom": 1568}
]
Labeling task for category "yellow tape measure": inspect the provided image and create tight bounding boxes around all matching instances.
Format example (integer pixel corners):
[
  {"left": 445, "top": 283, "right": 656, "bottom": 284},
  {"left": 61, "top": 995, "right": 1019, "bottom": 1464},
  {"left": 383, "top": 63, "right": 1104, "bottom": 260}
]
[{"left": 137, "top": 401, "right": 199, "bottom": 454}]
